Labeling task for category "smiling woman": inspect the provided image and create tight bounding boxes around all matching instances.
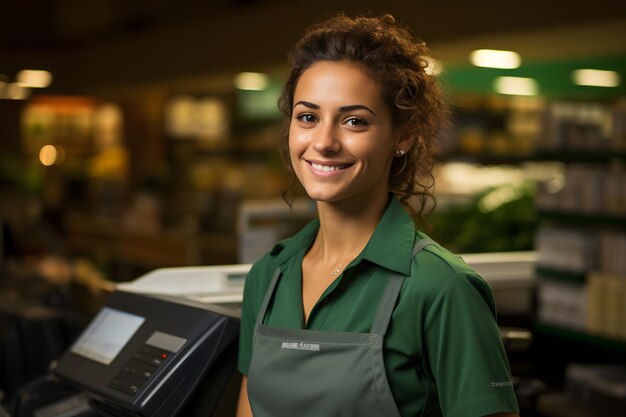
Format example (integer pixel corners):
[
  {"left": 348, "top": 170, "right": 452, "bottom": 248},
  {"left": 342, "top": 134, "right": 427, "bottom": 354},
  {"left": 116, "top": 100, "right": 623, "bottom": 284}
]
[
  {"left": 288, "top": 60, "right": 402, "bottom": 206},
  {"left": 235, "top": 13, "right": 520, "bottom": 417},
  {"left": 277, "top": 15, "right": 448, "bottom": 225}
]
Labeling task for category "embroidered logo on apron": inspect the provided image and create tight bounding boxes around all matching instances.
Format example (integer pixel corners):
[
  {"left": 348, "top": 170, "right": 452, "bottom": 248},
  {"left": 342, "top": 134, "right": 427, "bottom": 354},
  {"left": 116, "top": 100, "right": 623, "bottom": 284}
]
[{"left": 281, "top": 341, "right": 320, "bottom": 351}]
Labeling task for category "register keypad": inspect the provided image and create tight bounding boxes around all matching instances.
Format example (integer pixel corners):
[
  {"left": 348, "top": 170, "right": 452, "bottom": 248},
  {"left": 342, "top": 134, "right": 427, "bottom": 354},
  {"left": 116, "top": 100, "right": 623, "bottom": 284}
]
[{"left": 108, "top": 344, "right": 172, "bottom": 396}]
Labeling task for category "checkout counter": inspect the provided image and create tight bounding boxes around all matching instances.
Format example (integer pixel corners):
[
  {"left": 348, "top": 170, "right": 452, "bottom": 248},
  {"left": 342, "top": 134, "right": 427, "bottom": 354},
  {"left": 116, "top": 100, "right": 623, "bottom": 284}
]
[
  {"left": 11, "top": 253, "right": 536, "bottom": 417},
  {"left": 13, "top": 265, "right": 249, "bottom": 417}
]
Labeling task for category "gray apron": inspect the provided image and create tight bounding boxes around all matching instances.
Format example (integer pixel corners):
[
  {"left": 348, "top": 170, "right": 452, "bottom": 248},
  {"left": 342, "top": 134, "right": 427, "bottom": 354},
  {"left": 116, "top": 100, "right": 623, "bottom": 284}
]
[{"left": 247, "top": 239, "right": 435, "bottom": 417}]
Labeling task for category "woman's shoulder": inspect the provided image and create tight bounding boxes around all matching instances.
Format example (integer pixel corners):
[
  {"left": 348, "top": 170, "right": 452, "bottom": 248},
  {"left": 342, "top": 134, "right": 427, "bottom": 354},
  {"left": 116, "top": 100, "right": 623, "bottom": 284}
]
[
  {"left": 415, "top": 241, "right": 476, "bottom": 278},
  {"left": 406, "top": 240, "right": 495, "bottom": 309}
]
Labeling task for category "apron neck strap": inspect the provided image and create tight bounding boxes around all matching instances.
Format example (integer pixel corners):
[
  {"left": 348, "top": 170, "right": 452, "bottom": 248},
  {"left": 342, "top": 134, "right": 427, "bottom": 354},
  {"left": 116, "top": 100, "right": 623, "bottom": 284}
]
[
  {"left": 412, "top": 238, "right": 436, "bottom": 258},
  {"left": 257, "top": 268, "right": 282, "bottom": 323},
  {"left": 370, "top": 238, "right": 435, "bottom": 336}
]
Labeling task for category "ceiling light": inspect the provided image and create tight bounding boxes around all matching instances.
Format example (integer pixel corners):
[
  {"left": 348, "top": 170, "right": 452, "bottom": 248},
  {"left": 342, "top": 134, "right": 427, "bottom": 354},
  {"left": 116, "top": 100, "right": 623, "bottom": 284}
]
[
  {"left": 494, "top": 76, "right": 539, "bottom": 96},
  {"left": 572, "top": 69, "right": 620, "bottom": 87},
  {"left": 234, "top": 72, "right": 269, "bottom": 91},
  {"left": 470, "top": 49, "right": 521, "bottom": 69},
  {"left": 17, "top": 69, "right": 53, "bottom": 88}
]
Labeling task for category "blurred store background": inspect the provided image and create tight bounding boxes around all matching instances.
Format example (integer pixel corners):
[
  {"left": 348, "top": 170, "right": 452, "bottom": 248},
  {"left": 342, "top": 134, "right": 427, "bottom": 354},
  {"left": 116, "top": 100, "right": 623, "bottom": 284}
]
[{"left": 1, "top": 1, "right": 626, "bottom": 416}]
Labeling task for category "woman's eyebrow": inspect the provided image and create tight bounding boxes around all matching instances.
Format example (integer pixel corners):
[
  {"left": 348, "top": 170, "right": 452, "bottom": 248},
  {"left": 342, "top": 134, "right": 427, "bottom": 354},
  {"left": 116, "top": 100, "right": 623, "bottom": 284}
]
[
  {"left": 339, "top": 104, "right": 376, "bottom": 116},
  {"left": 294, "top": 101, "right": 376, "bottom": 116},
  {"left": 294, "top": 100, "right": 319, "bottom": 110}
]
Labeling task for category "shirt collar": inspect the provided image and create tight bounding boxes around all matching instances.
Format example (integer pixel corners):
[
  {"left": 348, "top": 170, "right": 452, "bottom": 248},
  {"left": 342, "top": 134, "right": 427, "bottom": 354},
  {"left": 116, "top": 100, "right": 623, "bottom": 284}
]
[
  {"left": 270, "top": 195, "right": 416, "bottom": 275},
  {"left": 271, "top": 218, "right": 319, "bottom": 269},
  {"left": 360, "top": 196, "right": 416, "bottom": 275}
]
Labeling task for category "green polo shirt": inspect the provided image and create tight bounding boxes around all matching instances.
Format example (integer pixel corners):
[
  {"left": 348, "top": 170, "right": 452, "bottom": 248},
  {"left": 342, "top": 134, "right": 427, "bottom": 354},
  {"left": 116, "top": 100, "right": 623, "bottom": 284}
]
[{"left": 238, "top": 197, "right": 519, "bottom": 417}]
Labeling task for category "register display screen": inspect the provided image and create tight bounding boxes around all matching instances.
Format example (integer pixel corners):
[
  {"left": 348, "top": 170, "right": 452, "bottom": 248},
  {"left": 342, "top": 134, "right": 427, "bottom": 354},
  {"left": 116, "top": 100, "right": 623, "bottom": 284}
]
[{"left": 71, "top": 307, "right": 145, "bottom": 365}]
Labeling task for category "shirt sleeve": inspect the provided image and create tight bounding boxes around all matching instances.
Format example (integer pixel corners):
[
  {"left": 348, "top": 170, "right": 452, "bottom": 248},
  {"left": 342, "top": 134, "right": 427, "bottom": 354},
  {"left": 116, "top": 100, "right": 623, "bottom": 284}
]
[{"left": 423, "top": 272, "right": 519, "bottom": 417}]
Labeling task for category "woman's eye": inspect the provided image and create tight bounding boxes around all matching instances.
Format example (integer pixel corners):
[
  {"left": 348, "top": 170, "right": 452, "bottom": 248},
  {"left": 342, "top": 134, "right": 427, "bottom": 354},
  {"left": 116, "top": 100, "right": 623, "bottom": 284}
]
[
  {"left": 344, "top": 117, "right": 369, "bottom": 127},
  {"left": 296, "top": 114, "right": 317, "bottom": 124}
]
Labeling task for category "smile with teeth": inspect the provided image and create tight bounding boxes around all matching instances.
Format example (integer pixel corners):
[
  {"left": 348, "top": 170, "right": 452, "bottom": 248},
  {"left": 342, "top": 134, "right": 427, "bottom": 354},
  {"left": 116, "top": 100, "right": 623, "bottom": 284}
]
[{"left": 309, "top": 162, "right": 351, "bottom": 172}]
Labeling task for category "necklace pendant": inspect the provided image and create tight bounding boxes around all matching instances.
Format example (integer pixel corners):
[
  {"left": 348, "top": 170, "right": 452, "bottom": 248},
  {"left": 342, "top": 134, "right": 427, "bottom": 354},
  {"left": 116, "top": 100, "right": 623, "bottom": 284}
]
[{"left": 330, "top": 263, "right": 343, "bottom": 276}]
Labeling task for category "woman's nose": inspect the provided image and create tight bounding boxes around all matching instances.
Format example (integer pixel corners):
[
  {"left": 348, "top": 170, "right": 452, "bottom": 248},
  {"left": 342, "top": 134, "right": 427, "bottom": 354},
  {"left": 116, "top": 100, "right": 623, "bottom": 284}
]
[{"left": 313, "top": 123, "right": 340, "bottom": 153}]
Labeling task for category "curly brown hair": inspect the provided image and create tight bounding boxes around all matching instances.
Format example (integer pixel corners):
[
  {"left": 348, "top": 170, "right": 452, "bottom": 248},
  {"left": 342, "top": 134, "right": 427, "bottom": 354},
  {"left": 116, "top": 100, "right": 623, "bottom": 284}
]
[{"left": 278, "top": 13, "right": 448, "bottom": 223}]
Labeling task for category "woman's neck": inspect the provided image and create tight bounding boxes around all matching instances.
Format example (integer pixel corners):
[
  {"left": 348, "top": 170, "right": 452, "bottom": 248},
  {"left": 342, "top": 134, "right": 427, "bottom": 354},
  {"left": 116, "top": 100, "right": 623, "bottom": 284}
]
[{"left": 311, "top": 193, "right": 390, "bottom": 264}]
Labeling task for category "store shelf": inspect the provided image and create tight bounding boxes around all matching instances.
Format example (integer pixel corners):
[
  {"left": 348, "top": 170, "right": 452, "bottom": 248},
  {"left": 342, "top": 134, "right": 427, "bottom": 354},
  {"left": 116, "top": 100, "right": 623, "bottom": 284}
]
[
  {"left": 536, "top": 391, "right": 604, "bottom": 417},
  {"left": 536, "top": 266, "right": 586, "bottom": 284},
  {"left": 538, "top": 210, "right": 626, "bottom": 229},
  {"left": 534, "top": 150, "right": 626, "bottom": 163},
  {"left": 532, "top": 101, "right": 626, "bottom": 381},
  {"left": 170, "top": 142, "right": 277, "bottom": 161},
  {"left": 535, "top": 322, "right": 626, "bottom": 353},
  {"left": 64, "top": 212, "right": 238, "bottom": 274},
  {"left": 446, "top": 153, "right": 535, "bottom": 165},
  {"left": 194, "top": 146, "right": 277, "bottom": 159},
  {"left": 444, "top": 149, "right": 626, "bottom": 166}
]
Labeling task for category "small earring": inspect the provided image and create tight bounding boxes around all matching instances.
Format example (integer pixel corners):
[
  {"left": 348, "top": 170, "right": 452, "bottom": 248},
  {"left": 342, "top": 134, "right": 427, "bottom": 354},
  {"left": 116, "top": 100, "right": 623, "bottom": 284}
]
[{"left": 395, "top": 149, "right": 405, "bottom": 157}]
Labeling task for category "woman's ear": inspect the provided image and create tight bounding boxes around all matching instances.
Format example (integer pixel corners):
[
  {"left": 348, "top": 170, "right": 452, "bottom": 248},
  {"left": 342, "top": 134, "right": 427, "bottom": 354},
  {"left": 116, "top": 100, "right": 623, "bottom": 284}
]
[{"left": 395, "top": 130, "right": 415, "bottom": 155}]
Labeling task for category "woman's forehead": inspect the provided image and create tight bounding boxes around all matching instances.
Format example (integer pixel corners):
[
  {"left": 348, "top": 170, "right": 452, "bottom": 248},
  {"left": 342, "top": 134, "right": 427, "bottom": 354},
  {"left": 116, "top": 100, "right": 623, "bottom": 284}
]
[{"left": 294, "top": 61, "right": 386, "bottom": 109}]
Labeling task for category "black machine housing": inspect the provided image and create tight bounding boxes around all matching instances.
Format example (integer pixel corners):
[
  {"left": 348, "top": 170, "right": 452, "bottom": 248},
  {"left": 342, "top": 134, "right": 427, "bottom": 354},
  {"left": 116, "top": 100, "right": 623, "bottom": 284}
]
[{"left": 51, "top": 290, "right": 240, "bottom": 417}]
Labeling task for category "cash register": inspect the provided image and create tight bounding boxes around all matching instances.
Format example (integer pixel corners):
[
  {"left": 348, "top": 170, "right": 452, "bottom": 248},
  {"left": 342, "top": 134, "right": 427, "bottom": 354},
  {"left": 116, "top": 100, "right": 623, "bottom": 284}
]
[{"left": 30, "top": 265, "right": 250, "bottom": 417}]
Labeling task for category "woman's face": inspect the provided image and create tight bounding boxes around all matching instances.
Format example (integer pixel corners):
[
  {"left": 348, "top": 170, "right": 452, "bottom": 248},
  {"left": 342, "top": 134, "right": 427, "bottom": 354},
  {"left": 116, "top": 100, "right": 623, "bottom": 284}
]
[{"left": 289, "top": 60, "right": 402, "bottom": 206}]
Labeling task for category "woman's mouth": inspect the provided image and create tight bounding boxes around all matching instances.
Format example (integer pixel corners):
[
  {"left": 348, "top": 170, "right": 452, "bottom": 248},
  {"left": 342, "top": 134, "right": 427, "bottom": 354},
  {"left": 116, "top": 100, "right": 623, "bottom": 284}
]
[{"left": 309, "top": 162, "right": 351, "bottom": 172}]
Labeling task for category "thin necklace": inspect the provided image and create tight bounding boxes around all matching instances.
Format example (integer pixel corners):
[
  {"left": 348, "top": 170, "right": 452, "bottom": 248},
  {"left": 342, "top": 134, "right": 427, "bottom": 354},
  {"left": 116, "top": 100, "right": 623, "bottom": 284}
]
[
  {"left": 330, "top": 263, "right": 344, "bottom": 276},
  {"left": 327, "top": 249, "right": 363, "bottom": 276}
]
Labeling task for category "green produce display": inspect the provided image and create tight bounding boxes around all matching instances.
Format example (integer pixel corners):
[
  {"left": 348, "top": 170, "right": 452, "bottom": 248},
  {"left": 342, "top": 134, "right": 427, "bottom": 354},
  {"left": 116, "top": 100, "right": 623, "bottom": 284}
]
[{"left": 428, "top": 182, "right": 537, "bottom": 253}]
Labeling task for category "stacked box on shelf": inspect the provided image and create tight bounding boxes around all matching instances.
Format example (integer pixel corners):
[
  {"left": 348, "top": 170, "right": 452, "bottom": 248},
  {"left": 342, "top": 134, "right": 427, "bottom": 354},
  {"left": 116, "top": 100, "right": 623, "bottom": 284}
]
[
  {"left": 537, "top": 280, "right": 587, "bottom": 331},
  {"left": 535, "top": 227, "right": 598, "bottom": 273},
  {"left": 536, "top": 227, "right": 626, "bottom": 340},
  {"left": 605, "top": 168, "right": 626, "bottom": 215},
  {"left": 536, "top": 102, "right": 614, "bottom": 152},
  {"left": 587, "top": 231, "right": 626, "bottom": 340},
  {"left": 535, "top": 164, "right": 626, "bottom": 216},
  {"left": 566, "top": 164, "right": 606, "bottom": 214},
  {"left": 535, "top": 227, "right": 593, "bottom": 331},
  {"left": 533, "top": 99, "right": 626, "bottom": 347},
  {"left": 611, "top": 98, "right": 626, "bottom": 150},
  {"left": 587, "top": 272, "right": 626, "bottom": 340},
  {"left": 599, "top": 230, "right": 626, "bottom": 277}
]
